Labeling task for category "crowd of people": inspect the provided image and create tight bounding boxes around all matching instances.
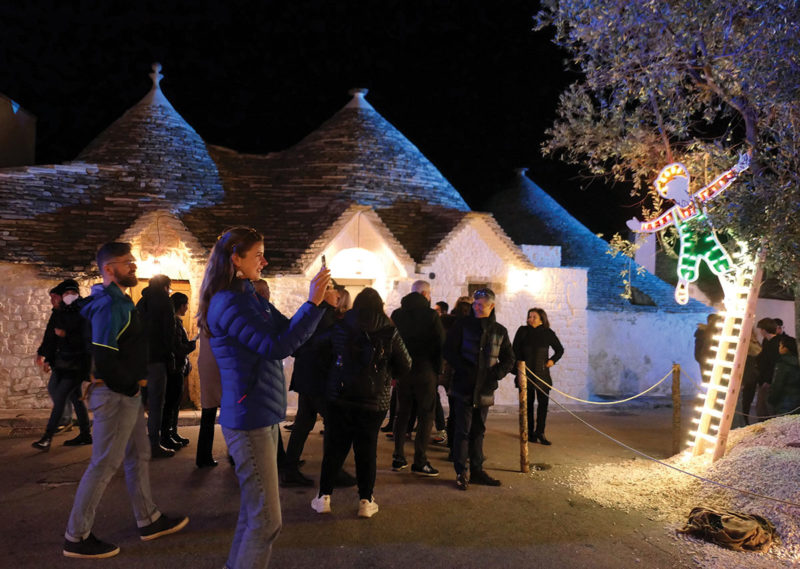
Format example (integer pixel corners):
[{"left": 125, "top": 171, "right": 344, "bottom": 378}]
[
  {"left": 694, "top": 315, "right": 800, "bottom": 426},
  {"left": 31, "top": 223, "right": 792, "bottom": 567},
  {"left": 28, "top": 227, "right": 573, "bottom": 566}
]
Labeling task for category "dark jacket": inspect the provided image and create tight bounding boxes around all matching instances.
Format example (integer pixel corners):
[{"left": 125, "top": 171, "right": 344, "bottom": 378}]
[
  {"left": 512, "top": 325, "right": 564, "bottom": 388},
  {"left": 327, "top": 309, "right": 411, "bottom": 412},
  {"left": 390, "top": 292, "right": 445, "bottom": 375},
  {"left": 136, "top": 285, "right": 175, "bottom": 364},
  {"left": 51, "top": 301, "right": 91, "bottom": 374},
  {"left": 80, "top": 282, "right": 148, "bottom": 396},
  {"left": 290, "top": 301, "right": 337, "bottom": 397},
  {"left": 37, "top": 308, "right": 58, "bottom": 362},
  {"left": 207, "top": 278, "right": 324, "bottom": 430},
  {"left": 757, "top": 335, "right": 781, "bottom": 385},
  {"left": 768, "top": 354, "right": 800, "bottom": 414},
  {"left": 172, "top": 316, "right": 196, "bottom": 376},
  {"left": 444, "top": 310, "right": 514, "bottom": 407}
]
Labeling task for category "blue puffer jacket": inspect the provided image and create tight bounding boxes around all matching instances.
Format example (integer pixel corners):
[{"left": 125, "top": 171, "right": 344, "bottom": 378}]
[{"left": 207, "top": 278, "right": 325, "bottom": 430}]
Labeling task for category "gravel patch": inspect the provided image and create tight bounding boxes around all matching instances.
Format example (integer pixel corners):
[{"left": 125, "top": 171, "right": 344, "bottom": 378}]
[{"left": 558, "top": 416, "right": 800, "bottom": 568}]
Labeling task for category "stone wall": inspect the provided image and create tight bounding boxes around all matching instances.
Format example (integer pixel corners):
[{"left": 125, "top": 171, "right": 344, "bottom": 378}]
[
  {"left": 0, "top": 263, "right": 90, "bottom": 409},
  {"left": 587, "top": 310, "right": 704, "bottom": 399}
]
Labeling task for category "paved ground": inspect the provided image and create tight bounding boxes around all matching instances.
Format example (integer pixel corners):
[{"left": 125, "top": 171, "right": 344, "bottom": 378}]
[{"left": 0, "top": 402, "right": 699, "bottom": 569}]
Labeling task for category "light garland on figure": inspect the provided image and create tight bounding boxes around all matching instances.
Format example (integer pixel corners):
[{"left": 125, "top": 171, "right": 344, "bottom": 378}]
[{"left": 627, "top": 153, "right": 750, "bottom": 304}]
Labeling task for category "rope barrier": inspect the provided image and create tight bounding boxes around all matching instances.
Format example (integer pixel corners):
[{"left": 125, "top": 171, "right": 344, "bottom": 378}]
[
  {"left": 522, "top": 363, "right": 672, "bottom": 405},
  {"left": 527, "top": 377, "right": 800, "bottom": 509}
]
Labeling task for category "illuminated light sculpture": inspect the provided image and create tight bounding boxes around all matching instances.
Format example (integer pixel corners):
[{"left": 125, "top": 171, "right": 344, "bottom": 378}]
[
  {"left": 628, "top": 153, "right": 764, "bottom": 461},
  {"left": 627, "top": 154, "right": 750, "bottom": 305}
]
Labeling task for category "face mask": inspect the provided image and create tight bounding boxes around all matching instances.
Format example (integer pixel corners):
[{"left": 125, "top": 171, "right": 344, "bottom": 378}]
[{"left": 62, "top": 292, "right": 79, "bottom": 305}]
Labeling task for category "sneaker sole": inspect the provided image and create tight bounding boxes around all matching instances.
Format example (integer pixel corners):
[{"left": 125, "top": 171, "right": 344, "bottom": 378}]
[
  {"left": 412, "top": 469, "right": 439, "bottom": 477},
  {"left": 63, "top": 546, "right": 120, "bottom": 559},
  {"left": 391, "top": 464, "right": 408, "bottom": 472},
  {"left": 311, "top": 499, "right": 331, "bottom": 514},
  {"left": 140, "top": 516, "right": 189, "bottom": 541},
  {"left": 358, "top": 507, "right": 379, "bottom": 518}
]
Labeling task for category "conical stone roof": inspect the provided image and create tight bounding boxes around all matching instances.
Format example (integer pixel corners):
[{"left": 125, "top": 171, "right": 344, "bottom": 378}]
[
  {"left": 485, "top": 169, "right": 708, "bottom": 313},
  {"left": 263, "top": 88, "right": 470, "bottom": 210},
  {"left": 77, "top": 63, "right": 224, "bottom": 209}
]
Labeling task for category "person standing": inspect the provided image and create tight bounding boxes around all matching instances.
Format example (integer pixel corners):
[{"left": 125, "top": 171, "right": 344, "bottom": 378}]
[
  {"left": 756, "top": 318, "right": 781, "bottom": 420},
  {"left": 283, "top": 285, "right": 342, "bottom": 486},
  {"left": 444, "top": 288, "right": 514, "bottom": 491},
  {"left": 63, "top": 242, "right": 187, "bottom": 559},
  {"left": 161, "top": 292, "right": 196, "bottom": 450},
  {"left": 136, "top": 274, "right": 177, "bottom": 458},
  {"left": 768, "top": 336, "right": 800, "bottom": 415},
  {"left": 512, "top": 308, "right": 564, "bottom": 445},
  {"left": 199, "top": 226, "right": 329, "bottom": 569},
  {"left": 312, "top": 288, "right": 411, "bottom": 518},
  {"left": 390, "top": 280, "right": 445, "bottom": 477},
  {"left": 35, "top": 283, "right": 74, "bottom": 433},
  {"left": 31, "top": 279, "right": 92, "bottom": 450}
]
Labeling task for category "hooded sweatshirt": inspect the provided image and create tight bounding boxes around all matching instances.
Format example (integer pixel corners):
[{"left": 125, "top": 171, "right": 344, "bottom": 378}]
[{"left": 80, "top": 282, "right": 148, "bottom": 396}]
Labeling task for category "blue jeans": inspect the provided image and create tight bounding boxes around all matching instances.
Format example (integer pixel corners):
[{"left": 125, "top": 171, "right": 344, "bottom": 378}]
[
  {"left": 223, "top": 424, "right": 282, "bottom": 569},
  {"left": 48, "top": 371, "right": 73, "bottom": 426},
  {"left": 145, "top": 362, "right": 168, "bottom": 446},
  {"left": 65, "top": 385, "right": 159, "bottom": 541},
  {"left": 45, "top": 369, "right": 90, "bottom": 435}
]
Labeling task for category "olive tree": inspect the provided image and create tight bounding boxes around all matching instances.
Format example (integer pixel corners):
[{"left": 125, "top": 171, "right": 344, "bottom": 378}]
[{"left": 536, "top": 0, "right": 800, "bottom": 285}]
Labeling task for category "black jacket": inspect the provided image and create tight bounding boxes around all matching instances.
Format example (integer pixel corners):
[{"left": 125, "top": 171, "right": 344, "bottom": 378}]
[
  {"left": 444, "top": 310, "right": 514, "bottom": 406},
  {"left": 390, "top": 292, "right": 445, "bottom": 375},
  {"left": 172, "top": 316, "right": 196, "bottom": 376},
  {"left": 290, "top": 301, "right": 338, "bottom": 397},
  {"left": 136, "top": 285, "right": 175, "bottom": 364},
  {"left": 38, "top": 302, "right": 91, "bottom": 374},
  {"left": 512, "top": 325, "right": 564, "bottom": 386},
  {"left": 327, "top": 309, "right": 411, "bottom": 412}
]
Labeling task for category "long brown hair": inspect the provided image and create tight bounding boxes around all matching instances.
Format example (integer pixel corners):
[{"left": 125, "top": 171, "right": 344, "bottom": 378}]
[{"left": 197, "top": 226, "right": 263, "bottom": 333}]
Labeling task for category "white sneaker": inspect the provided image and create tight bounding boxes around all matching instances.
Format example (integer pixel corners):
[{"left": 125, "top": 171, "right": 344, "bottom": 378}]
[
  {"left": 311, "top": 494, "right": 331, "bottom": 514},
  {"left": 358, "top": 497, "right": 379, "bottom": 518}
]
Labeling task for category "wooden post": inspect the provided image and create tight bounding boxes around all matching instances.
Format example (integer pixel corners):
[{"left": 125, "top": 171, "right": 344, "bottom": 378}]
[
  {"left": 518, "top": 360, "right": 529, "bottom": 473},
  {"left": 672, "top": 363, "right": 681, "bottom": 455}
]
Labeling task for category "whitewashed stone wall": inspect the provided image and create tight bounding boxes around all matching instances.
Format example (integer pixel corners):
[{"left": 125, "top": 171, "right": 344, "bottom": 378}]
[
  {"left": 521, "top": 244, "right": 561, "bottom": 268},
  {"left": 587, "top": 310, "right": 705, "bottom": 398},
  {"left": 0, "top": 263, "right": 93, "bottom": 409}
]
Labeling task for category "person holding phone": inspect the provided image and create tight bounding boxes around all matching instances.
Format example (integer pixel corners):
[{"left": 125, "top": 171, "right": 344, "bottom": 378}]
[{"left": 198, "top": 226, "right": 330, "bottom": 569}]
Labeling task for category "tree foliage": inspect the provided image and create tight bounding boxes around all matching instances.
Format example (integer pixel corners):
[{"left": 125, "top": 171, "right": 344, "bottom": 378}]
[{"left": 536, "top": 0, "right": 800, "bottom": 283}]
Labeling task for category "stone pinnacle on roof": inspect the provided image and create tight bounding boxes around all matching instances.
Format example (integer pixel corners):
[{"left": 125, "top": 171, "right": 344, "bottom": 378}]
[
  {"left": 346, "top": 87, "right": 372, "bottom": 109},
  {"left": 149, "top": 62, "right": 163, "bottom": 90}
]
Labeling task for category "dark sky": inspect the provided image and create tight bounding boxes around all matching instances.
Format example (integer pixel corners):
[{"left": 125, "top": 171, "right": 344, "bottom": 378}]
[{"left": 0, "top": 0, "right": 635, "bottom": 237}]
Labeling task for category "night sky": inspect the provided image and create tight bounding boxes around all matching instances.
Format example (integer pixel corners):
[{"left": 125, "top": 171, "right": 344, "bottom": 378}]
[{"left": 0, "top": 0, "right": 636, "bottom": 237}]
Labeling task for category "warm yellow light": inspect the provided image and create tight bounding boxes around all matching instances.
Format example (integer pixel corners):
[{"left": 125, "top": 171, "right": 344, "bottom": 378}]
[
  {"left": 135, "top": 248, "right": 193, "bottom": 280},
  {"left": 329, "top": 248, "right": 381, "bottom": 279},
  {"left": 506, "top": 267, "right": 544, "bottom": 294}
]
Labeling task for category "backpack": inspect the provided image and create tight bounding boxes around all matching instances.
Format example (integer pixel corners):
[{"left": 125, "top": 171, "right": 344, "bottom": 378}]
[{"left": 333, "top": 327, "right": 392, "bottom": 402}]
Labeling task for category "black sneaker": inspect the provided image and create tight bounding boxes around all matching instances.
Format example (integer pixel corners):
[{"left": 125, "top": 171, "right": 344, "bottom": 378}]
[
  {"left": 470, "top": 470, "right": 501, "bottom": 487},
  {"left": 139, "top": 514, "right": 189, "bottom": 541},
  {"left": 63, "top": 433, "right": 92, "bottom": 446},
  {"left": 281, "top": 468, "right": 314, "bottom": 487},
  {"left": 63, "top": 533, "right": 119, "bottom": 559},
  {"left": 456, "top": 473, "right": 468, "bottom": 491},
  {"left": 150, "top": 444, "right": 176, "bottom": 459},
  {"left": 411, "top": 462, "right": 439, "bottom": 477},
  {"left": 391, "top": 457, "right": 407, "bottom": 471}
]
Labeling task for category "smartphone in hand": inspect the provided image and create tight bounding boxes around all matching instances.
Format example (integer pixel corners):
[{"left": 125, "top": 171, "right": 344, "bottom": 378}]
[{"left": 321, "top": 254, "right": 327, "bottom": 269}]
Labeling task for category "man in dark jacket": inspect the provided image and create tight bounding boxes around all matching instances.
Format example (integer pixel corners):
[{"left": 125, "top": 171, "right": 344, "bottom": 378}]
[
  {"left": 283, "top": 286, "right": 343, "bottom": 486},
  {"left": 390, "top": 280, "right": 445, "bottom": 477},
  {"left": 31, "top": 279, "right": 92, "bottom": 450},
  {"left": 136, "top": 274, "right": 176, "bottom": 458},
  {"left": 63, "top": 242, "right": 187, "bottom": 559},
  {"left": 444, "top": 288, "right": 514, "bottom": 491}
]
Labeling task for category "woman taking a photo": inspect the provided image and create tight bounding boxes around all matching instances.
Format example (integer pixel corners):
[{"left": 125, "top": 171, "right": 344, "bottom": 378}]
[
  {"left": 512, "top": 308, "right": 564, "bottom": 445},
  {"left": 198, "top": 226, "right": 330, "bottom": 569}
]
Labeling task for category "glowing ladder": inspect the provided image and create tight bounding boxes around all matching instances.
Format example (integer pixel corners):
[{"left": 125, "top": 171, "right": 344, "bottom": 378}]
[{"left": 689, "top": 250, "right": 765, "bottom": 460}]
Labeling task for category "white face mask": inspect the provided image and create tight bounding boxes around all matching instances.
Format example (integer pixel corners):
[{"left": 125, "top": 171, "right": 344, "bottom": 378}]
[{"left": 62, "top": 292, "right": 79, "bottom": 305}]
